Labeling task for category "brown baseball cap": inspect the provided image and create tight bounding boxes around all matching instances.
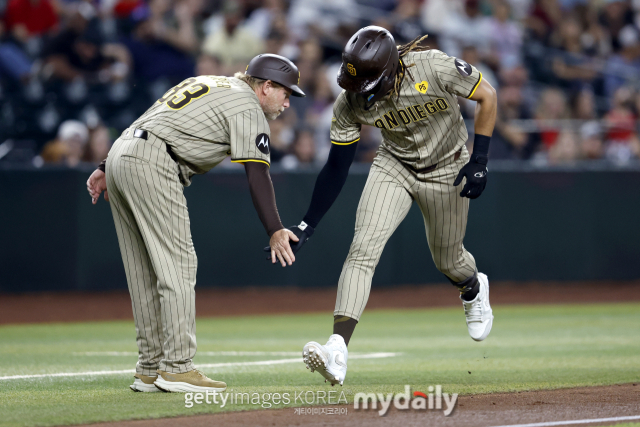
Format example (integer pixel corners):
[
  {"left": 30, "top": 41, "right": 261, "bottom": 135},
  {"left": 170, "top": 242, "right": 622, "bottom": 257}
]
[{"left": 246, "top": 54, "right": 306, "bottom": 97}]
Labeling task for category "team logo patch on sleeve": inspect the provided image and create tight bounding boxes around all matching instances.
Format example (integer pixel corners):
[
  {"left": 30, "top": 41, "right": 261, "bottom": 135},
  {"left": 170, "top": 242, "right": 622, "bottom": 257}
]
[
  {"left": 255, "top": 133, "right": 270, "bottom": 154},
  {"left": 454, "top": 58, "right": 473, "bottom": 77}
]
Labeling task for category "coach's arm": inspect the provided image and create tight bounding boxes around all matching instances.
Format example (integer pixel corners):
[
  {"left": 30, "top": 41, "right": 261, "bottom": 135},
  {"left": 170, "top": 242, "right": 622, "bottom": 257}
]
[{"left": 244, "top": 162, "right": 299, "bottom": 267}]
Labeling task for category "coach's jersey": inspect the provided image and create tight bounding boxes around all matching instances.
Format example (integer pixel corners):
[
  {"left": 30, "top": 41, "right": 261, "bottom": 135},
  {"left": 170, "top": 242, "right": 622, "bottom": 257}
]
[
  {"left": 130, "top": 75, "right": 271, "bottom": 186},
  {"left": 330, "top": 50, "right": 482, "bottom": 170}
]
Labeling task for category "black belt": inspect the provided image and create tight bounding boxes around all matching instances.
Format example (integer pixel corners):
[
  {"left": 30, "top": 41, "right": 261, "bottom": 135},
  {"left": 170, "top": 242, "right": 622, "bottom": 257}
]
[{"left": 133, "top": 128, "right": 179, "bottom": 163}]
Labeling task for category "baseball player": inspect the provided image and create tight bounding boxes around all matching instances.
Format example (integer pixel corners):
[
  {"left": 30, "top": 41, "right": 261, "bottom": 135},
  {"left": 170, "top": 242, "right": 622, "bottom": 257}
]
[
  {"left": 293, "top": 27, "right": 498, "bottom": 385},
  {"left": 86, "top": 54, "right": 305, "bottom": 392}
]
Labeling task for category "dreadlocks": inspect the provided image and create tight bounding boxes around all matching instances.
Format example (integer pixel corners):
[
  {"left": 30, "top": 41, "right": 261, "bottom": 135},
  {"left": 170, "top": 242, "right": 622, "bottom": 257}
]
[{"left": 389, "top": 35, "right": 430, "bottom": 101}]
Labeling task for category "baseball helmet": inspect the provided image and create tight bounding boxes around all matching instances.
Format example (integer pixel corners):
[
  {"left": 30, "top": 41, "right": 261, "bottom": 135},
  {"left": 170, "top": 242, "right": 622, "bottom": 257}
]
[
  {"left": 337, "top": 26, "right": 399, "bottom": 107},
  {"left": 246, "top": 54, "right": 306, "bottom": 97}
]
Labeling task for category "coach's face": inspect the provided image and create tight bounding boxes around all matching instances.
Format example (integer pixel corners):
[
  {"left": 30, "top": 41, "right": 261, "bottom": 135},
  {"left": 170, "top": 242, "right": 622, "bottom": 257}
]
[{"left": 260, "top": 81, "right": 291, "bottom": 120}]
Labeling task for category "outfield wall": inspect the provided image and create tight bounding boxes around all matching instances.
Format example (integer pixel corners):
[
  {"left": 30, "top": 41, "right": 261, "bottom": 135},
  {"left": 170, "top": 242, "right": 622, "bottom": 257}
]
[{"left": 1, "top": 165, "right": 639, "bottom": 292}]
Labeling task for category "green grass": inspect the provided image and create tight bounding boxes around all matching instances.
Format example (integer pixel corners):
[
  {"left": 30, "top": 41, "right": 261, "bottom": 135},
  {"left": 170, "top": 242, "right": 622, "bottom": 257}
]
[
  {"left": 601, "top": 424, "right": 640, "bottom": 427},
  {"left": 0, "top": 303, "right": 639, "bottom": 427}
]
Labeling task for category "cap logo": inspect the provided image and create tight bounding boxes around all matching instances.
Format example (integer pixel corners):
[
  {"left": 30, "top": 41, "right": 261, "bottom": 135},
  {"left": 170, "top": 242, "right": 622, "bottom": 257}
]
[
  {"left": 347, "top": 63, "right": 356, "bottom": 76},
  {"left": 415, "top": 81, "right": 429, "bottom": 94}
]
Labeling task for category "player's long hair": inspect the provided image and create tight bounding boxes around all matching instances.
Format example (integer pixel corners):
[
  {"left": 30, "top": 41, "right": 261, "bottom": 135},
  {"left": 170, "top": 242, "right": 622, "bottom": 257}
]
[{"left": 389, "top": 35, "right": 430, "bottom": 101}]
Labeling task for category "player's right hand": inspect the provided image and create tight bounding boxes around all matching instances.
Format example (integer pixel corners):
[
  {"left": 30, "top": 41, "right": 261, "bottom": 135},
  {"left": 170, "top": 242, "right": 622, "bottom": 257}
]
[
  {"left": 87, "top": 169, "right": 109, "bottom": 205},
  {"left": 269, "top": 229, "right": 299, "bottom": 267},
  {"left": 264, "top": 222, "right": 315, "bottom": 262}
]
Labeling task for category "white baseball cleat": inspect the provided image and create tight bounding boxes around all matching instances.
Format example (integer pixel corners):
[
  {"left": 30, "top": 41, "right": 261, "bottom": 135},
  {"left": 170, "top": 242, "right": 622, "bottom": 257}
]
[
  {"left": 302, "top": 334, "right": 348, "bottom": 386},
  {"left": 461, "top": 273, "right": 494, "bottom": 341},
  {"left": 129, "top": 373, "right": 160, "bottom": 392}
]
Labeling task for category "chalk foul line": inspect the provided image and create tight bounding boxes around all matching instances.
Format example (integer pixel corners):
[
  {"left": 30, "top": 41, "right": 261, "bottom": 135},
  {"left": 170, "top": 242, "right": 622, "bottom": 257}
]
[
  {"left": 491, "top": 414, "right": 640, "bottom": 427},
  {"left": 0, "top": 352, "right": 398, "bottom": 381}
]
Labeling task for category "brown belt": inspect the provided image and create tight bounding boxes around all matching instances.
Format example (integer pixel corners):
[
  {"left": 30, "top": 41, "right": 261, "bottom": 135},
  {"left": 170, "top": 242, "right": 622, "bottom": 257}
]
[{"left": 406, "top": 148, "right": 462, "bottom": 174}]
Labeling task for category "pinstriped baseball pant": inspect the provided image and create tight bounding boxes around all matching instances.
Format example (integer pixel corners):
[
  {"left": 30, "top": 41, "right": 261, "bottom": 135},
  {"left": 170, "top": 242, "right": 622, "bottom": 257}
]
[
  {"left": 335, "top": 148, "right": 477, "bottom": 321},
  {"left": 106, "top": 132, "right": 196, "bottom": 375}
]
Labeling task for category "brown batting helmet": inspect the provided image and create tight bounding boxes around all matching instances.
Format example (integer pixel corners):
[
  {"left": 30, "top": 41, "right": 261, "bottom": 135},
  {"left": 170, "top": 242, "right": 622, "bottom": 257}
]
[
  {"left": 337, "top": 26, "right": 399, "bottom": 108},
  {"left": 246, "top": 54, "right": 306, "bottom": 97}
]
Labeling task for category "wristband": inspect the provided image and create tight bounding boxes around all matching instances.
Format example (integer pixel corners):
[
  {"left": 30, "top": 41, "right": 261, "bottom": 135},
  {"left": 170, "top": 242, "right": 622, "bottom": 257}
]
[{"left": 471, "top": 134, "right": 490, "bottom": 165}]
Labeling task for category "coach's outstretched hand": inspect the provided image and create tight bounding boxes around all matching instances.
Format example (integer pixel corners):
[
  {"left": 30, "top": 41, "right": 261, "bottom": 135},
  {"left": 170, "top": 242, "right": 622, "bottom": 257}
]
[
  {"left": 269, "top": 228, "right": 300, "bottom": 267},
  {"left": 453, "top": 159, "right": 487, "bottom": 199},
  {"left": 87, "top": 169, "right": 109, "bottom": 204},
  {"left": 264, "top": 222, "right": 315, "bottom": 263}
]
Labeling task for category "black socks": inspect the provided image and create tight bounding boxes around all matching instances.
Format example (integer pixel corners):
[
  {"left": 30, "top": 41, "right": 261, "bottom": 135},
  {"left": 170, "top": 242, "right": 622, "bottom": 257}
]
[
  {"left": 449, "top": 273, "right": 480, "bottom": 301},
  {"left": 333, "top": 315, "right": 358, "bottom": 346}
]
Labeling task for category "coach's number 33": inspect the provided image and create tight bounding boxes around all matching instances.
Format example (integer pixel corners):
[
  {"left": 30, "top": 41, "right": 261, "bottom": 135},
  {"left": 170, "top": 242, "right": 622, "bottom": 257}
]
[{"left": 158, "top": 77, "right": 229, "bottom": 110}]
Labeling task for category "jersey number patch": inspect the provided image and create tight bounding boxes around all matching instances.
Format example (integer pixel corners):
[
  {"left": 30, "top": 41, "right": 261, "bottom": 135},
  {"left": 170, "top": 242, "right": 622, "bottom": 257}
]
[{"left": 158, "top": 78, "right": 212, "bottom": 110}]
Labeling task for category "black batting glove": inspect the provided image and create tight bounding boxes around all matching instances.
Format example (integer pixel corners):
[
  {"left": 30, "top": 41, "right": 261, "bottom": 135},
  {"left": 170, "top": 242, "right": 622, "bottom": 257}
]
[
  {"left": 264, "top": 221, "right": 315, "bottom": 260},
  {"left": 453, "top": 155, "right": 488, "bottom": 199}
]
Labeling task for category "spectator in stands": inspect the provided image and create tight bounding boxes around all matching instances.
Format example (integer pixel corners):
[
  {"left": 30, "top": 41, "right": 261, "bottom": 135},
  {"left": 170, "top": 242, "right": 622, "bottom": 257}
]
[
  {"left": 548, "top": 129, "right": 580, "bottom": 164},
  {"left": 601, "top": 0, "right": 632, "bottom": 51},
  {"left": 439, "top": 0, "right": 491, "bottom": 59},
  {"left": 0, "top": 22, "right": 33, "bottom": 82},
  {"left": 0, "top": 0, "right": 59, "bottom": 82},
  {"left": 196, "top": 54, "right": 222, "bottom": 76},
  {"left": 580, "top": 121, "right": 604, "bottom": 160},
  {"left": 148, "top": 0, "right": 201, "bottom": 55},
  {"left": 201, "top": 1, "right": 264, "bottom": 71},
  {"left": 244, "top": 0, "right": 286, "bottom": 41},
  {"left": 572, "top": 88, "right": 604, "bottom": 159},
  {"left": 43, "top": 4, "right": 131, "bottom": 83},
  {"left": 492, "top": 86, "right": 531, "bottom": 159},
  {"left": 551, "top": 18, "right": 598, "bottom": 93},
  {"left": 389, "top": 0, "right": 424, "bottom": 44},
  {"left": 40, "top": 120, "right": 89, "bottom": 167},
  {"left": 268, "top": 116, "right": 294, "bottom": 163},
  {"left": 526, "top": 0, "right": 562, "bottom": 44},
  {"left": 486, "top": 0, "right": 523, "bottom": 70},
  {"left": 120, "top": 3, "right": 195, "bottom": 82},
  {"left": 532, "top": 88, "right": 569, "bottom": 156},
  {"left": 579, "top": 3, "right": 612, "bottom": 58},
  {"left": 287, "top": 0, "right": 358, "bottom": 41},
  {"left": 420, "top": 0, "right": 461, "bottom": 35},
  {"left": 82, "top": 125, "right": 112, "bottom": 164},
  {"left": 603, "top": 86, "right": 640, "bottom": 163},
  {"left": 3, "top": 0, "right": 58, "bottom": 40},
  {"left": 281, "top": 128, "right": 316, "bottom": 170},
  {"left": 604, "top": 25, "right": 640, "bottom": 99}
]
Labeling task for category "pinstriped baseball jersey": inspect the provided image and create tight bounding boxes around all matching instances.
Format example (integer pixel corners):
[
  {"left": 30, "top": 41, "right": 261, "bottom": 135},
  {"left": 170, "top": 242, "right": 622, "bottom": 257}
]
[
  {"left": 130, "top": 75, "right": 271, "bottom": 186},
  {"left": 330, "top": 50, "right": 482, "bottom": 169}
]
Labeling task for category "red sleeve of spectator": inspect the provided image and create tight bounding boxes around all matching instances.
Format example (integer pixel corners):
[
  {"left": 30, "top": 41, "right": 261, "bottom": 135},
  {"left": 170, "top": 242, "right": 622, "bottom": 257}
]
[
  {"left": 41, "top": 0, "right": 59, "bottom": 33},
  {"left": 4, "top": 0, "right": 58, "bottom": 34},
  {"left": 3, "top": 0, "right": 21, "bottom": 32}
]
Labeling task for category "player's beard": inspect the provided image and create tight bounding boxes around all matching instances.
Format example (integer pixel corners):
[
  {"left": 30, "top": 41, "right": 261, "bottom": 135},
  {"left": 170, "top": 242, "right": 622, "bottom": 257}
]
[{"left": 262, "top": 95, "right": 285, "bottom": 121}]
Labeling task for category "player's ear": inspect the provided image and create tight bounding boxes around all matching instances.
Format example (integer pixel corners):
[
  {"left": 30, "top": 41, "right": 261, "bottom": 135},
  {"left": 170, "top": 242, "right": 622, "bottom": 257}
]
[{"left": 263, "top": 80, "right": 273, "bottom": 95}]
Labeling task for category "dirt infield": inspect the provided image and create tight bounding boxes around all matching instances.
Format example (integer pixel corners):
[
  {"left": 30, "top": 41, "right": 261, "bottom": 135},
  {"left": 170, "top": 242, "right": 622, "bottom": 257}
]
[
  {"left": 80, "top": 383, "right": 640, "bottom": 427},
  {"left": 1, "top": 281, "right": 639, "bottom": 325}
]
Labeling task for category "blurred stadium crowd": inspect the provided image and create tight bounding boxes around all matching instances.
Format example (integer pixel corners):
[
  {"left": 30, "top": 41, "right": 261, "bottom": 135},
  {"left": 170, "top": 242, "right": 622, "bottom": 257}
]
[{"left": 1, "top": 0, "right": 640, "bottom": 169}]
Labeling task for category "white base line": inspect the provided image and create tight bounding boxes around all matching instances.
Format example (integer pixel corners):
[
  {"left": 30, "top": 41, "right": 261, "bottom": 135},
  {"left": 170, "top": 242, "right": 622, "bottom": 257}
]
[
  {"left": 491, "top": 415, "right": 640, "bottom": 427},
  {"left": 0, "top": 352, "right": 398, "bottom": 381}
]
